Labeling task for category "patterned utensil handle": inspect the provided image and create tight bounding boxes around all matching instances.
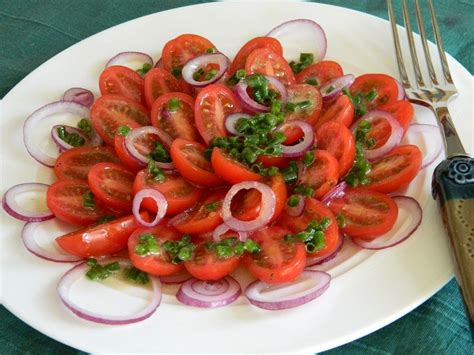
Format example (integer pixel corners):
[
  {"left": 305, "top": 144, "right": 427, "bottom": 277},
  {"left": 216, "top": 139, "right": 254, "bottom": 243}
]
[{"left": 432, "top": 155, "right": 474, "bottom": 324}]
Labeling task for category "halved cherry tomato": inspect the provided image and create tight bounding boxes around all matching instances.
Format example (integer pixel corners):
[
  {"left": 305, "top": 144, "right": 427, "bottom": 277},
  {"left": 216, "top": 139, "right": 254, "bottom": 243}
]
[
  {"left": 56, "top": 213, "right": 146, "bottom": 257},
  {"left": 194, "top": 83, "right": 242, "bottom": 144},
  {"left": 245, "top": 48, "right": 296, "bottom": 86},
  {"left": 278, "top": 198, "right": 341, "bottom": 259},
  {"left": 228, "top": 37, "right": 283, "bottom": 76},
  {"left": 161, "top": 34, "right": 216, "bottom": 72},
  {"left": 316, "top": 121, "right": 355, "bottom": 177},
  {"left": 298, "top": 149, "right": 339, "bottom": 199},
  {"left": 113, "top": 122, "right": 143, "bottom": 172},
  {"left": 257, "top": 154, "right": 289, "bottom": 169},
  {"left": 364, "top": 115, "right": 393, "bottom": 148},
  {"left": 327, "top": 189, "right": 398, "bottom": 240},
  {"left": 350, "top": 74, "right": 399, "bottom": 111},
  {"left": 379, "top": 100, "right": 414, "bottom": 132},
  {"left": 143, "top": 68, "right": 182, "bottom": 109},
  {"left": 88, "top": 162, "right": 135, "bottom": 212},
  {"left": 46, "top": 179, "right": 113, "bottom": 226},
  {"left": 211, "top": 147, "right": 262, "bottom": 184},
  {"left": 128, "top": 223, "right": 184, "bottom": 276},
  {"left": 296, "top": 61, "right": 344, "bottom": 89},
  {"left": 315, "top": 94, "right": 354, "bottom": 131},
  {"left": 365, "top": 144, "right": 422, "bottom": 193},
  {"left": 170, "top": 138, "right": 223, "bottom": 187},
  {"left": 150, "top": 92, "right": 199, "bottom": 141},
  {"left": 244, "top": 226, "right": 306, "bottom": 284},
  {"left": 184, "top": 243, "right": 241, "bottom": 281},
  {"left": 99, "top": 65, "right": 145, "bottom": 105},
  {"left": 54, "top": 146, "right": 120, "bottom": 181},
  {"left": 133, "top": 169, "right": 203, "bottom": 215},
  {"left": 171, "top": 189, "right": 227, "bottom": 234},
  {"left": 90, "top": 94, "right": 150, "bottom": 145}
]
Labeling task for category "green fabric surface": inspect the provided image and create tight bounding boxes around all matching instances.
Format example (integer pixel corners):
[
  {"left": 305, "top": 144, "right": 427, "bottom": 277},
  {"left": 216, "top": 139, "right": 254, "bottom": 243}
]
[{"left": 0, "top": 0, "right": 473, "bottom": 353}]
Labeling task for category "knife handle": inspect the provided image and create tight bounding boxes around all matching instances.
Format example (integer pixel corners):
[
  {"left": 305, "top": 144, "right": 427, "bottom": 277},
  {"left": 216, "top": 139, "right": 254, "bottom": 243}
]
[{"left": 432, "top": 155, "right": 474, "bottom": 324}]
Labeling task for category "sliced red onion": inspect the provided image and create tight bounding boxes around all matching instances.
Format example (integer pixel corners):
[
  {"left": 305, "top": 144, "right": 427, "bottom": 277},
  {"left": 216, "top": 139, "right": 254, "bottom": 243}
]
[
  {"left": 225, "top": 113, "right": 251, "bottom": 136},
  {"left": 57, "top": 258, "right": 161, "bottom": 324},
  {"left": 352, "top": 196, "right": 422, "bottom": 250},
  {"left": 306, "top": 233, "right": 344, "bottom": 267},
  {"left": 21, "top": 219, "right": 83, "bottom": 262},
  {"left": 267, "top": 19, "right": 327, "bottom": 63},
  {"left": 284, "top": 194, "right": 305, "bottom": 217},
  {"left": 320, "top": 74, "right": 355, "bottom": 101},
  {"left": 235, "top": 75, "right": 287, "bottom": 114},
  {"left": 23, "top": 101, "right": 90, "bottom": 167},
  {"left": 51, "top": 125, "right": 92, "bottom": 152},
  {"left": 321, "top": 181, "right": 348, "bottom": 205},
  {"left": 154, "top": 58, "right": 162, "bottom": 68},
  {"left": 402, "top": 123, "right": 443, "bottom": 169},
  {"left": 176, "top": 276, "right": 241, "bottom": 308},
  {"left": 212, "top": 223, "right": 248, "bottom": 242},
  {"left": 181, "top": 53, "right": 229, "bottom": 87},
  {"left": 133, "top": 189, "right": 168, "bottom": 227},
  {"left": 222, "top": 181, "right": 276, "bottom": 232},
  {"left": 106, "top": 51, "right": 153, "bottom": 70},
  {"left": 276, "top": 120, "right": 314, "bottom": 157},
  {"left": 351, "top": 110, "right": 403, "bottom": 161},
  {"left": 396, "top": 79, "right": 406, "bottom": 100},
  {"left": 2, "top": 183, "right": 53, "bottom": 222},
  {"left": 160, "top": 269, "right": 192, "bottom": 284},
  {"left": 246, "top": 270, "right": 331, "bottom": 310},
  {"left": 62, "top": 88, "right": 94, "bottom": 108}
]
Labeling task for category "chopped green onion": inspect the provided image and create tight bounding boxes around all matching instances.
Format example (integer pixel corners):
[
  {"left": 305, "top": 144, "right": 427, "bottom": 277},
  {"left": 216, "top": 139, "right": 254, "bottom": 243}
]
[
  {"left": 305, "top": 77, "right": 319, "bottom": 86},
  {"left": 365, "top": 89, "right": 378, "bottom": 102},
  {"left": 204, "top": 201, "right": 220, "bottom": 212},
  {"left": 287, "top": 194, "right": 301, "bottom": 207},
  {"left": 284, "top": 217, "right": 330, "bottom": 253},
  {"left": 168, "top": 98, "right": 181, "bottom": 113},
  {"left": 289, "top": 53, "right": 314, "bottom": 74},
  {"left": 163, "top": 235, "right": 195, "bottom": 264},
  {"left": 97, "top": 215, "right": 115, "bottom": 224},
  {"left": 303, "top": 151, "right": 315, "bottom": 166},
  {"left": 149, "top": 141, "right": 171, "bottom": 163},
  {"left": 77, "top": 118, "right": 92, "bottom": 134},
  {"left": 118, "top": 125, "right": 132, "bottom": 136},
  {"left": 206, "top": 47, "right": 217, "bottom": 54},
  {"left": 147, "top": 160, "right": 166, "bottom": 182},
  {"left": 86, "top": 258, "right": 120, "bottom": 281},
  {"left": 123, "top": 266, "right": 149, "bottom": 284},
  {"left": 336, "top": 213, "right": 346, "bottom": 228},
  {"left": 82, "top": 190, "right": 95, "bottom": 208},
  {"left": 236, "top": 69, "right": 246, "bottom": 79},
  {"left": 293, "top": 184, "right": 315, "bottom": 198},
  {"left": 285, "top": 100, "right": 312, "bottom": 112},
  {"left": 136, "top": 63, "right": 152, "bottom": 76},
  {"left": 171, "top": 67, "right": 182, "bottom": 78},
  {"left": 135, "top": 233, "right": 160, "bottom": 256},
  {"left": 56, "top": 126, "right": 85, "bottom": 147}
]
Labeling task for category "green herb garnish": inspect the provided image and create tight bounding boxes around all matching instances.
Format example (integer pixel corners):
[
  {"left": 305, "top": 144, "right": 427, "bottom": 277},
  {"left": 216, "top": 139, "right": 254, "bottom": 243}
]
[
  {"left": 162, "top": 234, "right": 195, "bottom": 264},
  {"left": 77, "top": 118, "right": 92, "bottom": 134},
  {"left": 303, "top": 151, "right": 315, "bottom": 166},
  {"left": 86, "top": 258, "right": 120, "bottom": 281},
  {"left": 287, "top": 194, "right": 301, "bottom": 208},
  {"left": 82, "top": 190, "right": 95, "bottom": 208},
  {"left": 289, "top": 53, "right": 314, "bottom": 74},
  {"left": 344, "top": 119, "right": 373, "bottom": 187},
  {"left": 149, "top": 141, "right": 171, "bottom": 163},
  {"left": 171, "top": 67, "right": 182, "bottom": 78},
  {"left": 305, "top": 77, "right": 319, "bottom": 86},
  {"left": 123, "top": 266, "right": 149, "bottom": 284},
  {"left": 285, "top": 100, "right": 312, "bottom": 112},
  {"left": 135, "top": 233, "right": 160, "bottom": 256},
  {"left": 117, "top": 125, "right": 132, "bottom": 136},
  {"left": 168, "top": 97, "right": 181, "bottom": 113},
  {"left": 205, "top": 237, "right": 261, "bottom": 259},
  {"left": 136, "top": 63, "right": 152, "bottom": 76},
  {"left": 285, "top": 217, "right": 330, "bottom": 253},
  {"left": 56, "top": 126, "right": 85, "bottom": 147},
  {"left": 281, "top": 160, "right": 299, "bottom": 184},
  {"left": 147, "top": 160, "right": 166, "bottom": 182},
  {"left": 293, "top": 184, "right": 315, "bottom": 198},
  {"left": 204, "top": 201, "right": 220, "bottom": 212},
  {"left": 97, "top": 215, "right": 115, "bottom": 224},
  {"left": 336, "top": 213, "right": 347, "bottom": 228}
]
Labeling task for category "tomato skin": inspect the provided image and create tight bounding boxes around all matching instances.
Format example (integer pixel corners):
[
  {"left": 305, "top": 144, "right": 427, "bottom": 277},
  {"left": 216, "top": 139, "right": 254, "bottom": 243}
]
[
  {"left": 350, "top": 73, "right": 399, "bottom": 111},
  {"left": 54, "top": 146, "right": 120, "bottom": 181},
  {"left": 244, "top": 226, "right": 306, "bottom": 284},
  {"left": 113, "top": 123, "right": 143, "bottom": 172},
  {"left": 128, "top": 223, "right": 184, "bottom": 276},
  {"left": 56, "top": 213, "right": 145, "bottom": 258},
  {"left": 379, "top": 100, "right": 414, "bottom": 132},
  {"left": 327, "top": 189, "right": 398, "bottom": 240},
  {"left": 298, "top": 150, "right": 339, "bottom": 199},
  {"left": 143, "top": 68, "right": 182, "bottom": 109},
  {"left": 184, "top": 243, "right": 241, "bottom": 281},
  {"left": 211, "top": 147, "right": 263, "bottom": 184},
  {"left": 245, "top": 48, "right": 296, "bottom": 86},
  {"left": 99, "top": 65, "right": 145, "bottom": 105},
  {"left": 170, "top": 138, "right": 224, "bottom": 187},
  {"left": 256, "top": 154, "right": 289, "bottom": 169},
  {"left": 366, "top": 144, "right": 422, "bottom": 193},
  {"left": 296, "top": 61, "right": 344, "bottom": 89},
  {"left": 315, "top": 94, "right": 354, "bottom": 131}
]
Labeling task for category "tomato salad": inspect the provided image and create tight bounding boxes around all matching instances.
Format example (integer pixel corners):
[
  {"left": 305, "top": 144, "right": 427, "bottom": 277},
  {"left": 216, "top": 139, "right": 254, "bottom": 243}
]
[{"left": 3, "top": 19, "right": 439, "bottom": 324}]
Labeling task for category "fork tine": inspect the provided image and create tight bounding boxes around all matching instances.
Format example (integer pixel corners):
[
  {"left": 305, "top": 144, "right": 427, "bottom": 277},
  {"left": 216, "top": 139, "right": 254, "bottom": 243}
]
[
  {"left": 414, "top": 0, "right": 438, "bottom": 86},
  {"left": 401, "top": 0, "right": 425, "bottom": 88},
  {"left": 427, "top": 0, "right": 453, "bottom": 84}
]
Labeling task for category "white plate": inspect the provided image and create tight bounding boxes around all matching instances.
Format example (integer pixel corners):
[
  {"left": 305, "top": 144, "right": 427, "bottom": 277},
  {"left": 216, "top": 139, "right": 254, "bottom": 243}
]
[{"left": 1, "top": 2, "right": 473, "bottom": 353}]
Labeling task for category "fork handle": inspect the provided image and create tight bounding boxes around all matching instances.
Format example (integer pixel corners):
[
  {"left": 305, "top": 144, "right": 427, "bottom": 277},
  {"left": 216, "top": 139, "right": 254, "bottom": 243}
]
[
  {"left": 432, "top": 155, "right": 474, "bottom": 325},
  {"left": 435, "top": 106, "right": 466, "bottom": 157}
]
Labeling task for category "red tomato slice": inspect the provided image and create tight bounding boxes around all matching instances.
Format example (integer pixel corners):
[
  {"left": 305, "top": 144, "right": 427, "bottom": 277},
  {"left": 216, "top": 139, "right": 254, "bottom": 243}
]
[
  {"left": 365, "top": 115, "right": 393, "bottom": 149},
  {"left": 296, "top": 61, "right": 344, "bottom": 89},
  {"left": 379, "top": 100, "right": 414, "bottom": 132},
  {"left": 298, "top": 150, "right": 339, "bottom": 199},
  {"left": 256, "top": 154, "right": 289, "bottom": 169},
  {"left": 244, "top": 226, "right": 306, "bottom": 284},
  {"left": 316, "top": 121, "right": 356, "bottom": 177},
  {"left": 113, "top": 122, "right": 143, "bottom": 172},
  {"left": 245, "top": 48, "right": 296, "bottom": 86},
  {"left": 46, "top": 179, "right": 113, "bottom": 226},
  {"left": 170, "top": 138, "right": 223, "bottom": 187},
  {"left": 88, "top": 162, "right": 135, "bottom": 212},
  {"left": 211, "top": 147, "right": 262, "bottom": 184},
  {"left": 184, "top": 243, "right": 241, "bottom": 281},
  {"left": 128, "top": 223, "right": 184, "bottom": 276},
  {"left": 228, "top": 37, "right": 283, "bottom": 76},
  {"left": 350, "top": 74, "right": 399, "bottom": 111},
  {"left": 56, "top": 213, "right": 145, "bottom": 257},
  {"left": 366, "top": 144, "right": 422, "bottom": 193},
  {"left": 278, "top": 198, "right": 341, "bottom": 259},
  {"left": 99, "top": 65, "right": 145, "bottom": 105},
  {"left": 143, "top": 68, "right": 182, "bottom": 109},
  {"left": 315, "top": 94, "right": 354, "bottom": 131},
  {"left": 90, "top": 94, "right": 150, "bottom": 145},
  {"left": 327, "top": 189, "right": 398, "bottom": 240},
  {"left": 133, "top": 169, "right": 203, "bottom": 216},
  {"left": 150, "top": 92, "right": 199, "bottom": 141},
  {"left": 54, "top": 146, "right": 120, "bottom": 181},
  {"left": 194, "top": 83, "right": 242, "bottom": 144}
]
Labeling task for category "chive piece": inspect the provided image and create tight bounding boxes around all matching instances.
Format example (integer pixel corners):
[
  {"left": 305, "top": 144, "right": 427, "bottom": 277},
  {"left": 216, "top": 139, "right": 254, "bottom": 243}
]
[
  {"left": 97, "top": 215, "right": 115, "bottom": 224},
  {"left": 303, "top": 151, "right": 315, "bottom": 166},
  {"left": 136, "top": 63, "right": 152, "bottom": 76},
  {"left": 193, "top": 68, "right": 205, "bottom": 81},
  {"left": 162, "top": 234, "right": 195, "bottom": 264},
  {"left": 82, "top": 190, "right": 95, "bottom": 208},
  {"left": 365, "top": 89, "right": 378, "bottom": 102},
  {"left": 77, "top": 118, "right": 92, "bottom": 134},
  {"left": 336, "top": 213, "right": 347, "bottom": 228},
  {"left": 56, "top": 126, "right": 85, "bottom": 147},
  {"left": 147, "top": 160, "right": 166, "bottom": 182},
  {"left": 86, "top": 259, "right": 120, "bottom": 281},
  {"left": 289, "top": 53, "right": 314, "bottom": 74},
  {"left": 204, "top": 69, "right": 218, "bottom": 81},
  {"left": 168, "top": 98, "right": 181, "bottom": 113},
  {"left": 305, "top": 77, "right": 319, "bottom": 86},
  {"left": 204, "top": 201, "right": 220, "bottom": 212},
  {"left": 342, "top": 87, "right": 367, "bottom": 117},
  {"left": 287, "top": 194, "right": 301, "bottom": 208},
  {"left": 293, "top": 184, "right": 315, "bottom": 198},
  {"left": 171, "top": 67, "right": 182, "bottom": 78},
  {"left": 325, "top": 85, "right": 335, "bottom": 94},
  {"left": 118, "top": 125, "right": 132, "bottom": 136},
  {"left": 123, "top": 266, "right": 149, "bottom": 284},
  {"left": 344, "top": 119, "right": 373, "bottom": 187},
  {"left": 206, "top": 47, "right": 217, "bottom": 54},
  {"left": 285, "top": 100, "right": 312, "bottom": 112},
  {"left": 281, "top": 161, "right": 299, "bottom": 184},
  {"left": 135, "top": 233, "right": 161, "bottom": 256},
  {"left": 236, "top": 69, "right": 246, "bottom": 79},
  {"left": 149, "top": 141, "right": 171, "bottom": 163},
  {"left": 284, "top": 217, "right": 330, "bottom": 253}
]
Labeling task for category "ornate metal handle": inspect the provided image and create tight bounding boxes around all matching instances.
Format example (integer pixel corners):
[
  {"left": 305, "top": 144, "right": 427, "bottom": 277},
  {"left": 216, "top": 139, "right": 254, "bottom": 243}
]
[{"left": 435, "top": 106, "right": 466, "bottom": 157}]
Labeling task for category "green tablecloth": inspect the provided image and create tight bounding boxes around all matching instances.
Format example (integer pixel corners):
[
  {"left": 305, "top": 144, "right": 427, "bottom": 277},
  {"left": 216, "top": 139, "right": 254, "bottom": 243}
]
[{"left": 0, "top": 1, "right": 472, "bottom": 353}]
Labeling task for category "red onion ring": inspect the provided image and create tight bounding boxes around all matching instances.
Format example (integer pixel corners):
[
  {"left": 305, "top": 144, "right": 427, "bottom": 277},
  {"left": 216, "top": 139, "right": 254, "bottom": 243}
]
[
  {"left": 351, "top": 110, "right": 403, "bottom": 161},
  {"left": 106, "top": 51, "right": 153, "bottom": 70},
  {"left": 212, "top": 223, "right": 248, "bottom": 242},
  {"left": 402, "top": 123, "right": 443, "bottom": 169},
  {"left": 276, "top": 120, "right": 314, "bottom": 157},
  {"left": 320, "top": 74, "right": 355, "bottom": 101},
  {"left": 321, "top": 181, "right": 348, "bottom": 205},
  {"left": 154, "top": 57, "right": 162, "bottom": 68},
  {"left": 395, "top": 79, "right": 406, "bottom": 100},
  {"left": 21, "top": 219, "right": 83, "bottom": 262},
  {"left": 182, "top": 53, "right": 229, "bottom": 87},
  {"left": 23, "top": 101, "right": 90, "bottom": 167},
  {"left": 284, "top": 194, "right": 305, "bottom": 217},
  {"left": 133, "top": 189, "right": 168, "bottom": 227},
  {"left": 2, "top": 183, "right": 53, "bottom": 222},
  {"left": 176, "top": 276, "right": 241, "bottom": 308},
  {"left": 224, "top": 113, "right": 251, "bottom": 136},
  {"left": 222, "top": 181, "right": 276, "bottom": 232},
  {"left": 306, "top": 233, "right": 344, "bottom": 267},
  {"left": 267, "top": 19, "right": 327, "bottom": 63},
  {"left": 352, "top": 196, "right": 422, "bottom": 250},
  {"left": 245, "top": 270, "right": 331, "bottom": 310},
  {"left": 57, "top": 258, "right": 162, "bottom": 324},
  {"left": 235, "top": 75, "right": 287, "bottom": 114},
  {"left": 62, "top": 87, "right": 94, "bottom": 108},
  {"left": 51, "top": 125, "right": 92, "bottom": 152},
  {"left": 160, "top": 269, "right": 192, "bottom": 284}
]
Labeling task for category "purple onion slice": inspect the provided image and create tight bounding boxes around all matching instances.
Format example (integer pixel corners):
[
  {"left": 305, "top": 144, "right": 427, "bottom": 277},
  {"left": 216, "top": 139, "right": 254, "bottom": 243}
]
[
  {"left": 284, "top": 194, "right": 305, "bottom": 217},
  {"left": 320, "top": 74, "right": 355, "bottom": 101},
  {"left": 212, "top": 223, "right": 248, "bottom": 242},
  {"left": 2, "top": 183, "right": 53, "bottom": 222},
  {"left": 133, "top": 188, "right": 168, "bottom": 227},
  {"left": 51, "top": 125, "right": 92, "bottom": 152},
  {"left": 160, "top": 269, "right": 192, "bottom": 284},
  {"left": 402, "top": 123, "right": 443, "bottom": 169},
  {"left": 235, "top": 75, "right": 287, "bottom": 114},
  {"left": 182, "top": 53, "right": 229, "bottom": 87},
  {"left": 276, "top": 120, "right": 314, "bottom": 158},
  {"left": 306, "top": 233, "right": 344, "bottom": 267},
  {"left": 62, "top": 87, "right": 94, "bottom": 108},
  {"left": 177, "top": 276, "right": 241, "bottom": 308},
  {"left": 106, "top": 51, "right": 153, "bottom": 71},
  {"left": 225, "top": 113, "right": 251, "bottom": 136}
]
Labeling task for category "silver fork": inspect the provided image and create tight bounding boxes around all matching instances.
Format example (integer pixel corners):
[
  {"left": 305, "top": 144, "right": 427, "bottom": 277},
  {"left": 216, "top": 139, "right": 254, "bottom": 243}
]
[{"left": 387, "top": 0, "right": 474, "bottom": 326}]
